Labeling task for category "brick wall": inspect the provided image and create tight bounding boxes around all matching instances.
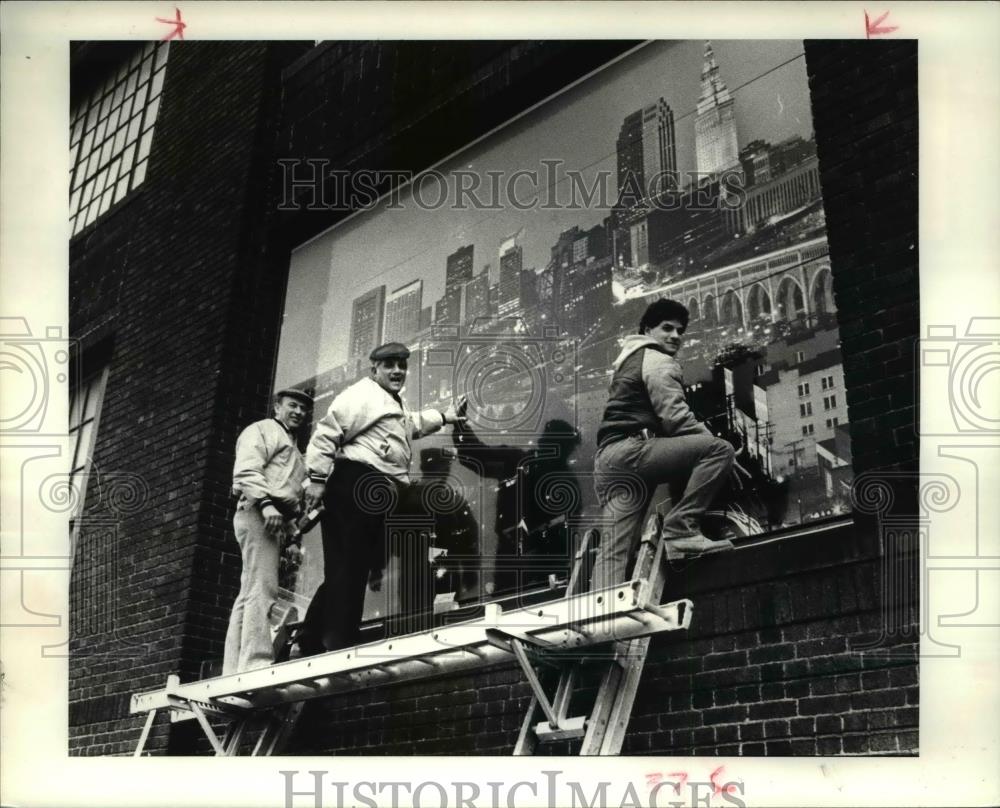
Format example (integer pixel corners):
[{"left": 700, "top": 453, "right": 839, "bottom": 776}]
[
  {"left": 283, "top": 522, "right": 917, "bottom": 757},
  {"left": 68, "top": 42, "right": 310, "bottom": 755},
  {"left": 804, "top": 41, "right": 919, "bottom": 478}
]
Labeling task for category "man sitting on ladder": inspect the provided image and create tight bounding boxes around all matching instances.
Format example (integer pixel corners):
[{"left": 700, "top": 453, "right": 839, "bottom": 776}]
[{"left": 590, "top": 298, "right": 746, "bottom": 590}]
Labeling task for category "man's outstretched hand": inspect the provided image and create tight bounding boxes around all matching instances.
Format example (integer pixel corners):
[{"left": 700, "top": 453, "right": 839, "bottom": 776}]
[{"left": 444, "top": 394, "right": 469, "bottom": 425}]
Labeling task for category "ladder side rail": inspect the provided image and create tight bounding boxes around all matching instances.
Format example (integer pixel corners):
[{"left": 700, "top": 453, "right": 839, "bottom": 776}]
[
  {"left": 596, "top": 636, "right": 651, "bottom": 755},
  {"left": 583, "top": 513, "right": 676, "bottom": 755},
  {"left": 578, "top": 654, "right": 626, "bottom": 753}
]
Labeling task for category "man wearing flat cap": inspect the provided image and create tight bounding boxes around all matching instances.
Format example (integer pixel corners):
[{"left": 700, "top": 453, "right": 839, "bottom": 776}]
[
  {"left": 298, "top": 342, "right": 466, "bottom": 653},
  {"left": 224, "top": 387, "right": 313, "bottom": 674}
]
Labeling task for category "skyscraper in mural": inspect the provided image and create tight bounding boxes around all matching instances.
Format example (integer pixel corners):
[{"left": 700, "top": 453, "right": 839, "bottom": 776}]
[
  {"left": 349, "top": 285, "right": 386, "bottom": 359},
  {"left": 382, "top": 279, "right": 422, "bottom": 343},
  {"left": 616, "top": 98, "right": 677, "bottom": 210},
  {"left": 498, "top": 234, "right": 523, "bottom": 316},
  {"left": 445, "top": 244, "right": 474, "bottom": 291},
  {"left": 694, "top": 41, "right": 740, "bottom": 176}
]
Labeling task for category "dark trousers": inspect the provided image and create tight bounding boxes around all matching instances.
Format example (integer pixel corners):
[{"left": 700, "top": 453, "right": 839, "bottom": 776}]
[
  {"left": 299, "top": 460, "right": 432, "bottom": 653},
  {"left": 300, "top": 460, "right": 394, "bottom": 653}
]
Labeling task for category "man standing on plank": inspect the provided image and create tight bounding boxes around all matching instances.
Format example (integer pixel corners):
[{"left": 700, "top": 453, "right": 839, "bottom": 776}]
[
  {"left": 297, "top": 342, "right": 465, "bottom": 653},
  {"left": 224, "top": 387, "right": 312, "bottom": 674}
]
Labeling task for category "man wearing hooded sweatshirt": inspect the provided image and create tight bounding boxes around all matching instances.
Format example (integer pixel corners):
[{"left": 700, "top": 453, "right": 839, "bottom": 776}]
[{"left": 589, "top": 298, "right": 736, "bottom": 591}]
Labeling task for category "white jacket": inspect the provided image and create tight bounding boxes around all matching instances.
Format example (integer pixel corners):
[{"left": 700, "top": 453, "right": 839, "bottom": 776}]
[{"left": 305, "top": 376, "right": 444, "bottom": 484}]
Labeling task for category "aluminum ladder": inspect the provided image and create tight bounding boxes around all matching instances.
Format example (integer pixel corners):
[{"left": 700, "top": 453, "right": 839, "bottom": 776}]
[
  {"left": 132, "top": 514, "right": 691, "bottom": 756},
  {"left": 497, "top": 513, "right": 682, "bottom": 755}
]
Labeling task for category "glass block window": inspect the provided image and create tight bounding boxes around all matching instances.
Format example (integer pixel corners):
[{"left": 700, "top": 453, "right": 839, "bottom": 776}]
[{"left": 70, "top": 42, "right": 169, "bottom": 236}]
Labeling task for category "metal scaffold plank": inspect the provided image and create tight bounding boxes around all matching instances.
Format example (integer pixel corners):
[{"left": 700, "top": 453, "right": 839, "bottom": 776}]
[{"left": 131, "top": 583, "right": 692, "bottom": 719}]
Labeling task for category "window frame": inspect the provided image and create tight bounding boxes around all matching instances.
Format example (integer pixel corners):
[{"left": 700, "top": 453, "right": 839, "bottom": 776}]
[
  {"left": 69, "top": 42, "right": 169, "bottom": 237},
  {"left": 69, "top": 364, "right": 110, "bottom": 538}
]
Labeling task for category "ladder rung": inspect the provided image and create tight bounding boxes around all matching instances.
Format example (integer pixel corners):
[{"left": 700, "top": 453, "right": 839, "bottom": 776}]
[{"left": 534, "top": 715, "right": 587, "bottom": 742}]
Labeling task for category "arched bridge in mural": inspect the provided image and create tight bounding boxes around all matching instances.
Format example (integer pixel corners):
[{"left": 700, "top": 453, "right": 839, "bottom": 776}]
[{"left": 653, "top": 237, "right": 834, "bottom": 330}]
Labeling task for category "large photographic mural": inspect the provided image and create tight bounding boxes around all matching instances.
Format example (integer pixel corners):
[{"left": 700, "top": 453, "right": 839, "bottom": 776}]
[{"left": 274, "top": 41, "right": 851, "bottom": 622}]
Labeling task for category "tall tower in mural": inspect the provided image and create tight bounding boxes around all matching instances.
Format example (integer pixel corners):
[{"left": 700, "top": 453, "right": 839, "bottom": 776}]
[
  {"left": 616, "top": 98, "right": 677, "bottom": 209},
  {"left": 694, "top": 41, "right": 740, "bottom": 176}
]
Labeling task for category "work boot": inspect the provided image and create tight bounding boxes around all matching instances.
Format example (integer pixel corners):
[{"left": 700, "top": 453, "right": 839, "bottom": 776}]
[{"left": 661, "top": 533, "right": 734, "bottom": 560}]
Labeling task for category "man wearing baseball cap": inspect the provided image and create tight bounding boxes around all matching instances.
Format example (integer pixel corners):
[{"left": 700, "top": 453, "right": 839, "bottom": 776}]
[
  {"left": 223, "top": 387, "right": 313, "bottom": 674},
  {"left": 297, "top": 342, "right": 465, "bottom": 654}
]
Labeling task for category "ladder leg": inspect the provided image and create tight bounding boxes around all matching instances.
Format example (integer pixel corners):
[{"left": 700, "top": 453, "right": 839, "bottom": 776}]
[
  {"left": 580, "top": 513, "right": 671, "bottom": 755},
  {"left": 513, "top": 695, "right": 541, "bottom": 755},
  {"left": 133, "top": 709, "right": 158, "bottom": 757},
  {"left": 222, "top": 716, "right": 249, "bottom": 756},
  {"left": 578, "top": 652, "right": 626, "bottom": 754},
  {"left": 253, "top": 702, "right": 306, "bottom": 756},
  {"left": 189, "top": 701, "right": 227, "bottom": 755},
  {"left": 597, "top": 637, "right": 651, "bottom": 755},
  {"left": 511, "top": 511, "right": 688, "bottom": 757},
  {"left": 513, "top": 660, "right": 578, "bottom": 755}
]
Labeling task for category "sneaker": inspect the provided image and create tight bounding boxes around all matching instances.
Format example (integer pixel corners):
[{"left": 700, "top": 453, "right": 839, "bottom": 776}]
[{"left": 661, "top": 533, "right": 734, "bottom": 560}]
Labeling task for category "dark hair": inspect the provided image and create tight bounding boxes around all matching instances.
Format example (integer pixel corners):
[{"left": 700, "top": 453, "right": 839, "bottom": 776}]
[{"left": 639, "top": 298, "right": 689, "bottom": 334}]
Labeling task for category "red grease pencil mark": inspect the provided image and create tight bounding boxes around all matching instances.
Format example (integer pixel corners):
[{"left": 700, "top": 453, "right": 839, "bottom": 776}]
[
  {"left": 156, "top": 7, "right": 186, "bottom": 41},
  {"left": 865, "top": 10, "right": 898, "bottom": 39},
  {"left": 668, "top": 772, "right": 689, "bottom": 795},
  {"left": 710, "top": 766, "right": 740, "bottom": 796},
  {"left": 645, "top": 772, "right": 689, "bottom": 794}
]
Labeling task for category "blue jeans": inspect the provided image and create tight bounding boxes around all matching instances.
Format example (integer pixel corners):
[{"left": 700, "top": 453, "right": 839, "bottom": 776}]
[{"left": 589, "top": 433, "right": 735, "bottom": 590}]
